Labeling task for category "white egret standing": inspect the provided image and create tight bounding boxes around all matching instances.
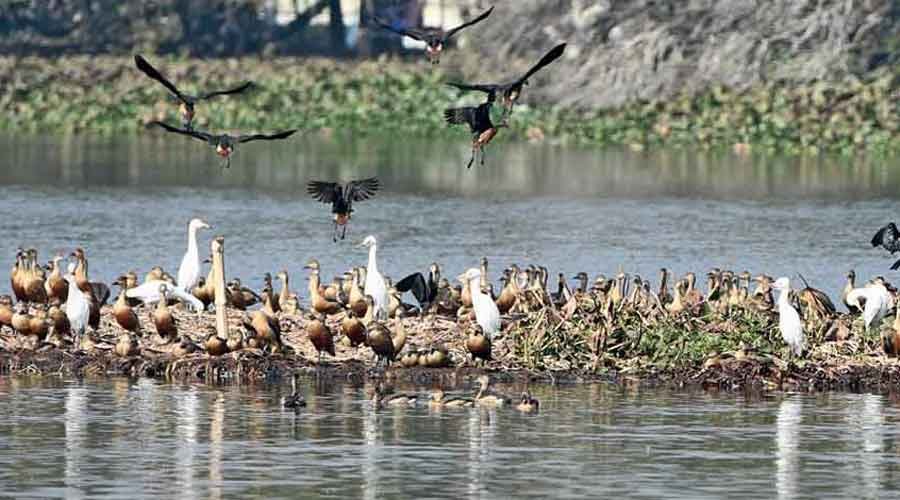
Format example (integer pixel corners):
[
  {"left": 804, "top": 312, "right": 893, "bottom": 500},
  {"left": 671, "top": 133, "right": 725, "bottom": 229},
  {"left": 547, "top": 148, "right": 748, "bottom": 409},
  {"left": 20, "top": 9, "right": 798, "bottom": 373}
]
[
  {"left": 358, "top": 235, "right": 388, "bottom": 320},
  {"left": 64, "top": 262, "right": 90, "bottom": 338},
  {"left": 177, "top": 218, "right": 211, "bottom": 291},
  {"left": 772, "top": 277, "right": 804, "bottom": 356},
  {"left": 460, "top": 268, "right": 501, "bottom": 337}
]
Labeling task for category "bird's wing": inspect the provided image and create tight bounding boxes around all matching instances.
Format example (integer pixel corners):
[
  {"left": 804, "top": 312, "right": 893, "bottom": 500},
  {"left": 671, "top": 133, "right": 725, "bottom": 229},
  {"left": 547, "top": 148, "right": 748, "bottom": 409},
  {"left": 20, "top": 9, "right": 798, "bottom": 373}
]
[
  {"left": 444, "top": 6, "right": 494, "bottom": 40},
  {"left": 444, "top": 106, "right": 478, "bottom": 131},
  {"left": 125, "top": 280, "right": 166, "bottom": 303},
  {"left": 872, "top": 224, "right": 890, "bottom": 247},
  {"left": 396, "top": 273, "right": 428, "bottom": 305},
  {"left": 891, "top": 259, "right": 900, "bottom": 271},
  {"left": 168, "top": 287, "right": 205, "bottom": 313},
  {"left": 445, "top": 82, "right": 500, "bottom": 101},
  {"left": 346, "top": 177, "right": 380, "bottom": 202},
  {"left": 199, "top": 81, "right": 254, "bottom": 100},
  {"left": 514, "top": 43, "right": 567, "bottom": 86},
  {"left": 90, "top": 282, "right": 111, "bottom": 306},
  {"left": 134, "top": 55, "right": 186, "bottom": 102},
  {"left": 373, "top": 15, "right": 425, "bottom": 41},
  {"left": 236, "top": 130, "right": 298, "bottom": 143},
  {"left": 306, "top": 181, "right": 340, "bottom": 203},
  {"left": 149, "top": 121, "right": 212, "bottom": 142}
]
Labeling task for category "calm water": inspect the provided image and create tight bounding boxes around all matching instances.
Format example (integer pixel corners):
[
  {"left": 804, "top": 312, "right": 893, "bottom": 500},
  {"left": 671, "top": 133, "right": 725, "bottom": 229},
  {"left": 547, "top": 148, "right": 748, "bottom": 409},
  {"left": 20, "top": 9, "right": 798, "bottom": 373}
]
[
  {"left": 1, "top": 377, "right": 900, "bottom": 499},
  {"left": 1, "top": 135, "right": 899, "bottom": 301}
]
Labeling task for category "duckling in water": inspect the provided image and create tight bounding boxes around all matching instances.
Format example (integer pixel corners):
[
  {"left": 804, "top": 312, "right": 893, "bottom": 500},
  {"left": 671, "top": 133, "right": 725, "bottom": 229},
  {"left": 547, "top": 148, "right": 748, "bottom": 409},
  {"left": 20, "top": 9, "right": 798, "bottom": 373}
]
[
  {"left": 429, "top": 389, "right": 474, "bottom": 408},
  {"left": 115, "top": 332, "right": 140, "bottom": 357},
  {"left": 307, "top": 312, "right": 335, "bottom": 363},
  {"left": 466, "top": 324, "right": 492, "bottom": 365},
  {"left": 516, "top": 392, "right": 540, "bottom": 413},
  {"left": 372, "top": 382, "right": 417, "bottom": 408},
  {"left": 473, "top": 375, "right": 508, "bottom": 407},
  {"left": 282, "top": 373, "right": 307, "bottom": 409}
]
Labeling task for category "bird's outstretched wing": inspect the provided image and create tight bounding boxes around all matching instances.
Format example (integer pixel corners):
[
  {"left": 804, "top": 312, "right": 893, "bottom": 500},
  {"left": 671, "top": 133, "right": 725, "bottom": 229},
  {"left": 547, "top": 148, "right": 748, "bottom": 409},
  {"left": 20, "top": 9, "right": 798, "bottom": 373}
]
[
  {"left": 891, "top": 259, "right": 900, "bottom": 271},
  {"left": 444, "top": 6, "right": 494, "bottom": 40},
  {"left": 444, "top": 106, "right": 478, "bottom": 131},
  {"left": 346, "top": 177, "right": 380, "bottom": 202},
  {"left": 373, "top": 15, "right": 425, "bottom": 41},
  {"left": 236, "top": 130, "right": 298, "bottom": 143},
  {"left": 514, "top": 43, "right": 567, "bottom": 86},
  {"left": 396, "top": 272, "right": 428, "bottom": 306},
  {"left": 445, "top": 82, "right": 500, "bottom": 102},
  {"left": 149, "top": 121, "right": 212, "bottom": 142},
  {"left": 306, "top": 181, "right": 340, "bottom": 203},
  {"left": 134, "top": 55, "right": 186, "bottom": 102},
  {"left": 199, "top": 81, "right": 254, "bottom": 100}
]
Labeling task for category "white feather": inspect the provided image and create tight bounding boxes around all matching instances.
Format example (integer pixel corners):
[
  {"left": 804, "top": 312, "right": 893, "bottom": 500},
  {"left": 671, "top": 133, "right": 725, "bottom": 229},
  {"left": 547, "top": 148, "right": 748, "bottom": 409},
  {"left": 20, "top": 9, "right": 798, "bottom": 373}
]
[
  {"left": 64, "top": 274, "right": 90, "bottom": 335},
  {"left": 360, "top": 235, "right": 389, "bottom": 320},
  {"left": 847, "top": 283, "right": 893, "bottom": 330},
  {"left": 176, "top": 218, "right": 210, "bottom": 292},
  {"left": 772, "top": 277, "right": 804, "bottom": 355},
  {"left": 463, "top": 268, "right": 501, "bottom": 337},
  {"left": 126, "top": 279, "right": 204, "bottom": 312}
]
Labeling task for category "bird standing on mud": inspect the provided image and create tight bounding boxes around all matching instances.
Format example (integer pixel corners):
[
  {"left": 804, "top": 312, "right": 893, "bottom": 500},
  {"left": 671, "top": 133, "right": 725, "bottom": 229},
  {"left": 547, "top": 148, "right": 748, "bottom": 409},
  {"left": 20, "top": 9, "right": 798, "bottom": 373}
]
[
  {"left": 772, "top": 277, "right": 804, "bottom": 357},
  {"left": 444, "top": 101, "right": 506, "bottom": 169},
  {"left": 148, "top": 121, "right": 297, "bottom": 169},
  {"left": 871, "top": 222, "right": 900, "bottom": 270},
  {"left": 373, "top": 6, "right": 494, "bottom": 65},
  {"left": 447, "top": 43, "right": 567, "bottom": 121},
  {"left": 134, "top": 55, "right": 253, "bottom": 131},
  {"left": 306, "top": 178, "right": 380, "bottom": 242}
]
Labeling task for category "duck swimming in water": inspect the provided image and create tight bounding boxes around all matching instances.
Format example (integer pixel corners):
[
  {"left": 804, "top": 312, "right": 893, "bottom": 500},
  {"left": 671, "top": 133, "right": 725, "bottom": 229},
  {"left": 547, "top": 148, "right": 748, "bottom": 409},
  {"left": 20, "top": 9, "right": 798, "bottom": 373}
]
[
  {"left": 516, "top": 392, "right": 540, "bottom": 413},
  {"left": 373, "top": 6, "right": 494, "bottom": 65},
  {"left": 134, "top": 55, "right": 253, "bottom": 131},
  {"left": 444, "top": 101, "right": 507, "bottom": 169},
  {"left": 282, "top": 373, "right": 307, "bottom": 409},
  {"left": 149, "top": 121, "right": 297, "bottom": 169},
  {"left": 306, "top": 178, "right": 380, "bottom": 242},
  {"left": 447, "top": 43, "right": 567, "bottom": 121}
]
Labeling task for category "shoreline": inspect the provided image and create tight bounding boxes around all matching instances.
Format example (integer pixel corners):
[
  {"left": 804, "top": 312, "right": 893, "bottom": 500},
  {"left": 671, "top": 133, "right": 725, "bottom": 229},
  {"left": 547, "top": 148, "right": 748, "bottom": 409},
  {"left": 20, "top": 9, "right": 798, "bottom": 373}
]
[{"left": 1, "top": 55, "right": 896, "bottom": 156}]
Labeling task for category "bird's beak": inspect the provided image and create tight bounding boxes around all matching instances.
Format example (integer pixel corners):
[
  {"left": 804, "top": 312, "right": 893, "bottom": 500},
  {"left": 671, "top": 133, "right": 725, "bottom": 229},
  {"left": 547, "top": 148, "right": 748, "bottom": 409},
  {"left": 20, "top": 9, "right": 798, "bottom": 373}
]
[{"left": 355, "top": 241, "right": 366, "bottom": 248}]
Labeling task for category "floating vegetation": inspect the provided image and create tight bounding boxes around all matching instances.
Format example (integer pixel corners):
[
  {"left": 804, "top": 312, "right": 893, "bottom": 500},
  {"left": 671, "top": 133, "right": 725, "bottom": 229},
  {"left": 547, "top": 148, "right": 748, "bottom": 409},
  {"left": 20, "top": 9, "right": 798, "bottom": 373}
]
[{"left": 0, "top": 56, "right": 897, "bottom": 155}]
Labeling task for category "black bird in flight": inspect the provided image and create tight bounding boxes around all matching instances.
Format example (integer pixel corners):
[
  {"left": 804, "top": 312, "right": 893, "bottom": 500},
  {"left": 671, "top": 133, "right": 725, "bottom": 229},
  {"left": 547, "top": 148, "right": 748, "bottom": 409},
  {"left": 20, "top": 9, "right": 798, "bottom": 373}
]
[
  {"left": 373, "top": 6, "right": 494, "bottom": 64},
  {"left": 306, "top": 178, "right": 380, "bottom": 242},
  {"left": 396, "top": 263, "right": 442, "bottom": 311},
  {"left": 148, "top": 121, "right": 297, "bottom": 168},
  {"left": 444, "top": 101, "right": 506, "bottom": 169},
  {"left": 872, "top": 222, "right": 900, "bottom": 270},
  {"left": 446, "top": 43, "right": 566, "bottom": 120},
  {"left": 135, "top": 55, "right": 254, "bottom": 130}
]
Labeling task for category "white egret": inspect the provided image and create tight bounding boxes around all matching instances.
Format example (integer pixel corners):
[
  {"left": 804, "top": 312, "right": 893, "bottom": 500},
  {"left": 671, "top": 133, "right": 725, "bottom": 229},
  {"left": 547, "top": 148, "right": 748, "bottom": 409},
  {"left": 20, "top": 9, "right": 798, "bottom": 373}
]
[
  {"left": 846, "top": 281, "right": 894, "bottom": 330},
  {"left": 64, "top": 262, "right": 90, "bottom": 336},
  {"left": 459, "top": 268, "right": 501, "bottom": 337},
  {"left": 126, "top": 279, "right": 204, "bottom": 313},
  {"left": 177, "top": 218, "right": 211, "bottom": 291},
  {"left": 358, "top": 235, "right": 388, "bottom": 320},
  {"left": 772, "top": 277, "right": 804, "bottom": 356}
]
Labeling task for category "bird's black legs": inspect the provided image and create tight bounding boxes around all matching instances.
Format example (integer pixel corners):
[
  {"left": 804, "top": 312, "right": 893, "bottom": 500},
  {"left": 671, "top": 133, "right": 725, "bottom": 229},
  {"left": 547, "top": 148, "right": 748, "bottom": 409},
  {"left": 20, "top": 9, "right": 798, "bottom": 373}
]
[
  {"left": 467, "top": 147, "right": 476, "bottom": 169},
  {"left": 332, "top": 222, "right": 338, "bottom": 243},
  {"left": 341, "top": 225, "right": 347, "bottom": 240},
  {"left": 481, "top": 147, "right": 486, "bottom": 166}
]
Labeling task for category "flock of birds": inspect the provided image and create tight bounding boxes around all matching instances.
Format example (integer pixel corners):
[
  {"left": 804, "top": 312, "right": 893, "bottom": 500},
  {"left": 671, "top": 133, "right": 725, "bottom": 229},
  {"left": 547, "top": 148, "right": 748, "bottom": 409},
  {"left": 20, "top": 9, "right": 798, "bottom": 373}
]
[{"left": 135, "top": 5, "right": 566, "bottom": 240}]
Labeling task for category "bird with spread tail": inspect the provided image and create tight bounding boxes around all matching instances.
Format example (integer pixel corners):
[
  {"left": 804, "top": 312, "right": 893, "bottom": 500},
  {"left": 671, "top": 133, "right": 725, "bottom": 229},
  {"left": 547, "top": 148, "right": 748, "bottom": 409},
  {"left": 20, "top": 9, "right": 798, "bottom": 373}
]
[
  {"left": 306, "top": 178, "right": 380, "bottom": 242},
  {"left": 148, "top": 121, "right": 296, "bottom": 168},
  {"left": 373, "top": 6, "right": 494, "bottom": 64}
]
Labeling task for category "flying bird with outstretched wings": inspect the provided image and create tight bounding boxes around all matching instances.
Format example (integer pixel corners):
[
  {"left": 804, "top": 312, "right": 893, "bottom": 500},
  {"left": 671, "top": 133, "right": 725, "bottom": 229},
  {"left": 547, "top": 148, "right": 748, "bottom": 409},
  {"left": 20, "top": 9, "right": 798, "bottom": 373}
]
[
  {"left": 373, "top": 6, "right": 494, "bottom": 64},
  {"left": 307, "top": 178, "right": 380, "bottom": 241}
]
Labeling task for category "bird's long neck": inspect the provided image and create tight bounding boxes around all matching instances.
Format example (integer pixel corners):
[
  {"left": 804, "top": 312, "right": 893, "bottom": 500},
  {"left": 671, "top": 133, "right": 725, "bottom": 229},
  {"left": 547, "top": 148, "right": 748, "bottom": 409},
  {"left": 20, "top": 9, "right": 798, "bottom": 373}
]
[
  {"left": 469, "top": 277, "right": 483, "bottom": 299},
  {"left": 186, "top": 227, "right": 199, "bottom": 260},
  {"left": 367, "top": 245, "right": 378, "bottom": 275},
  {"left": 776, "top": 288, "right": 790, "bottom": 307}
]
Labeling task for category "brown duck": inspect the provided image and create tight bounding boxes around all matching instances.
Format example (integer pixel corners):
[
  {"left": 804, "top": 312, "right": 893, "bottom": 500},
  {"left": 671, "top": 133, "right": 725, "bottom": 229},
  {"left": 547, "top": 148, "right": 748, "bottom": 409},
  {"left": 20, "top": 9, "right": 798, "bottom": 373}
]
[
  {"left": 466, "top": 324, "right": 492, "bottom": 365},
  {"left": 341, "top": 309, "right": 367, "bottom": 347},
  {"left": 307, "top": 312, "right": 335, "bottom": 363},
  {"left": 152, "top": 284, "right": 177, "bottom": 341},
  {"left": 112, "top": 285, "right": 140, "bottom": 334}
]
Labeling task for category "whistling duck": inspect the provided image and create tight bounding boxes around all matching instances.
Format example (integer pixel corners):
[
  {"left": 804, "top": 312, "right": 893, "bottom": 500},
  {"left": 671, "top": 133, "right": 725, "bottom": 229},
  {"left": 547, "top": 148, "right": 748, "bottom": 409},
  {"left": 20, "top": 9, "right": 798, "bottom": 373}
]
[
  {"left": 496, "top": 266, "right": 521, "bottom": 314},
  {"left": 305, "top": 262, "right": 342, "bottom": 316},
  {"left": 114, "top": 332, "right": 139, "bottom": 357},
  {"left": 460, "top": 268, "right": 501, "bottom": 336},
  {"left": 750, "top": 275, "right": 775, "bottom": 312},
  {"left": 516, "top": 392, "right": 540, "bottom": 413},
  {"left": 341, "top": 309, "right": 367, "bottom": 347},
  {"left": 204, "top": 329, "right": 229, "bottom": 356},
  {"left": 843, "top": 270, "right": 861, "bottom": 314},
  {"left": 772, "top": 278, "right": 805, "bottom": 356},
  {"left": 473, "top": 375, "right": 508, "bottom": 406},
  {"left": 373, "top": 6, "right": 494, "bottom": 64},
  {"left": 666, "top": 280, "right": 686, "bottom": 315},
  {"left": 262, "top": 273, "right": 281, "bottom": 313},
  {"left": 226, "top": 329, "right": 244, "bottom": 352},
  {"left": 324, "top": 276, "right": 344, "bottom": 303},
  {"left": 372, "top": 382, "right": 417, "bottom": 408},
  {"left": 0, "top": 295, "right": 13, "bottom": 328},
  {"left": 466, "top": 324, "right": 492, "bottom": 365},
  {"left": 64, "top": 264, "right": 90, "bottom": 337},
  {"left": 112, "top": 285, "right": 140, "bottom": 334},
  {"left": 886, "top": 307, "right": 900, "bottom": 357},
  {"left": 571, "top": 272, "right": 590, "bottom": 296},
  {"left": 359, "top": 236, "right": 388, "bottom": 319},
  {"left": 444, "top": 101, "right": 507, "bottom": 169},
  {"left": 396, "top": 263, "right": 441, "bottom": 312},
  {"left": 22, "top": 249, "right": 48, "bottom": 304},
  {"left": 447, "top": 43, "right": 567, "bottom": 120},
  {"left": 796, "top": 274, "right": 836, "bottom": 322},
  {"left": 307, "top": 312, "right": 335, "bottom": 363},
  {"left": 283, "top": 373, "right": 307, "bottom": 409},
  {"left": 48, "top": 305, "right": 70, "bottom": 336},
  {"left": 872, "top": 222, "right": 900, "bottom": 270},
  {"left": 177, "top": 218, "right": 211, "bottom": 291},
  {"left": 134, "top": 55, "right": 253, "bottom": 130},
  {"left": 400, "top": 350, "right": 420, "bottom": 368},
  {"left": 226, "top": 278, "right": 261, "bottom": 310},
  {"left": 149, "top": 121, "right": 297, "bottom": 169},
  {"left": 365, "top": 311, "right": 395, "bottom": 368},
  {"left": 28, "top": 305, "right": 49, "bottom": 339},
  {"left": 153, "top": 284, "right": 178, "bottom": 341},
  {"left": 657, "top": 268, "right": 671, "bottom": 305},
  {"left": 392, "top": 311, "right": 408, "bottom": 355},
  {"left": 45, "top": 255, "right": 68, "bottom": 305},
  {"left": 192, "top": 277, "right": 212, "bottom": 310},
  {"left": 307, "top": 178, "right": 380, "bottom": 242},
  {"left": 275, "top": 271, "right": 297, "bottom": 313},
  {"left": 11, "top": 303, "right": 32, "bottom": 336},
  {"left": 245, "top": 287, "right": 284, "bottom": 353},
  {"left": 172, "top": 336, "right": 199, "bottom": 358},
  {"left": 429, "top": 389, "right": 473, "bottom": 408},
  {"left": 70, "top": 248, "right": 110, "bottom": 304},
  {"left": 10, "top": 249, "right": 24, "bottom": 302},
  {"left": 426, "top": 345, "right": 451, "bottom": 368}
]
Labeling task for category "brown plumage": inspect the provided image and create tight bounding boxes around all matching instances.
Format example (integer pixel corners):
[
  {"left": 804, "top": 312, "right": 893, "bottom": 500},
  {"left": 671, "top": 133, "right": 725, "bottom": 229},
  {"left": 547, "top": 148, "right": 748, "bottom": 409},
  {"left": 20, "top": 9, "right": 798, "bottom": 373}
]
[
  {"left": 44, "top": 255, "right": 68, "bottom": 305},
  {"left": 28, "top": 305, "right": 49, "bottom": 340},
  {"left": 48, "top": 305, "right": 70, "bottom": 335},
  {"left": 466, "top": 324, "right": 492, "bottom": 364},
  {"left": 112, "top": 287, "right": 140, "bottom": 333},
  {"left": 307, "top": 265, "right": 342, "bottom": 316},
  {"left": 205, "top": 330, "right": 229, "bottom": 356},
  {"left": 227, "top": 278, "right": 261, "bottom": 310},
  {"left": 349, "top": 268, "right": 368, "bottom": 317},
  {"left": 23, "top": 249, "right": 47, "bottom": 303},
  {"left": 11, "top": 303, "right": 32, "bottom": 335},
  {"left": 429, "top": 389, "right": 474, "bottom": 408},
  {"left": 114, "top": 332, "right": 139, "bottom": 357},
  {"left": 10, "top": 249, "right": 26, "bottom": 302},
  {"left": 516, "top": 392, "right": 540, "bottom": 413},
  {"left": 245, "top": 288, "right": 283, "bottom": 353},
  {"left": 366, "top": 317, "right": 395, "bottom": 368},
  {"left": 172, "top": 336, "right": 199, "bottom": 358},
  {"left": 307, "top": 313, "right": 335, "bottom": 362},
  {"left": 496, "top": 266, "right": 520, "bottom": 314},
  {"left": 391, "top": 312, "right": 408, "bottom": 355},
  {"left": 152, "top": 285, "right": 177, "bottom": 340},
  {"left": 341, "top": 309, "right": 367, "bottom": 347},
  {"left": 0, "top": 295, "right": 13, "bottom": 327}
]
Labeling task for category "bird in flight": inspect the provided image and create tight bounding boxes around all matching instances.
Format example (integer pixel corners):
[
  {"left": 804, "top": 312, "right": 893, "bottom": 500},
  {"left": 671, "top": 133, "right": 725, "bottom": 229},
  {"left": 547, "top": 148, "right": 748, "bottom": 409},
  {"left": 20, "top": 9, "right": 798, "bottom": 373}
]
[
  {"left": 373, "top": 6, "right": 494, "bottom": 64},
  {"left": 871, "top": 222, "right": 900, "bottom": 270},
  {"left": 446, "top": 43, "right": 566, "bottom": 120},
  {"left": 306, "top": 178, "right": 380, "bottom": 242},
  {"left": 135, "top": 55, "right": 254, "bottom": 131},
  {"left": 148, "top": 121, "right": 297, "bottom": 168},
  {"left": 444, "top": 101, "right": 506, "bottom": 169}
]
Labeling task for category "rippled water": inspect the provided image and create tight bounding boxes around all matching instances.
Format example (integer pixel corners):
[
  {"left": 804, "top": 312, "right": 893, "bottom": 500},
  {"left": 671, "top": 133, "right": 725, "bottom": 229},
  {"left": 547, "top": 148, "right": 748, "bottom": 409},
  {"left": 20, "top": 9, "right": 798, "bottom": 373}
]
[
  {"left": 1, "top": 135, "right": 899, "bottom": 301},
  {"left": 1, "top": 377, "right": 900, "bottom": 499}
]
